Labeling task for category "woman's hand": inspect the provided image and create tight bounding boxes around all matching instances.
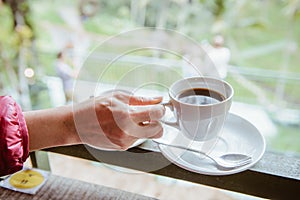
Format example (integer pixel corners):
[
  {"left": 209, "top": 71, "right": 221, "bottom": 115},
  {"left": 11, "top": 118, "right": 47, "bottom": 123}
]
[
  {"left": 25, "top": 91, "right": 164, "bottom": 151},
  {"left": 73, "top": 91, "right": 165, "bottom": 150}
]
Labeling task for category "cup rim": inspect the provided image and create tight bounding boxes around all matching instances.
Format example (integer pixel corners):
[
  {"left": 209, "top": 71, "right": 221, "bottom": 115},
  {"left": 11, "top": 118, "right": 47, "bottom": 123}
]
[{"left": 169, "top": 76, "right": 234, "bottom": 107}]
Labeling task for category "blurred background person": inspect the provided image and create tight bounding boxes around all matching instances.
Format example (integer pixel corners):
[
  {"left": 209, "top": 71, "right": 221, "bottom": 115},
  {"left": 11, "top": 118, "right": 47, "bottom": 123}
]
[
  {"left": 202, "top": 35, "right": 231, "bottom": 79},
  {"left": 54, "top": 50, "right": 77, "bottom": 103}
]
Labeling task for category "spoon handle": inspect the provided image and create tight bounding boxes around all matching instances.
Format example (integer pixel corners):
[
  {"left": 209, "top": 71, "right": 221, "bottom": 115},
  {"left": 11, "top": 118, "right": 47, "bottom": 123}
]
[
  {"left": 153, "top": 140, "right": 208, "bottom": 156},
  {"left": 153, "top": 140, "right": 252, "bottom": 169}
]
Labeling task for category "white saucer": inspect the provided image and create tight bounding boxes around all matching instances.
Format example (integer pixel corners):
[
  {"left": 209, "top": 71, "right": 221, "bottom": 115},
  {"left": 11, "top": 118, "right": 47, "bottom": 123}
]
[{"left": 157, "top": 113, "right": 266, "bottom": 176}]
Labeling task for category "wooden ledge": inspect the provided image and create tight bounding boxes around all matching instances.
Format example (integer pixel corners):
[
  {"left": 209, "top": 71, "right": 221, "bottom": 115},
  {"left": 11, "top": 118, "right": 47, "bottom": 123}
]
[{"left": 39, "top": 141, "right": 300, "bottom": 199}]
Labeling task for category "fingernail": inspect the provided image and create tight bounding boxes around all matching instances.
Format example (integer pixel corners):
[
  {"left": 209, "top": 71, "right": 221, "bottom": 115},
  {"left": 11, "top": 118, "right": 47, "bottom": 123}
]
[{"left": 151, "top": 96, "right": 162, "bottom": 100}]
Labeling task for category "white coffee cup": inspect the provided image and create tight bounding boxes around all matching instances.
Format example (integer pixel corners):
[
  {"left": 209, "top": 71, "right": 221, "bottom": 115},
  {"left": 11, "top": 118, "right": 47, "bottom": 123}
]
[{"left": 162, "top": 77, "right": 234, "bottom": 141}]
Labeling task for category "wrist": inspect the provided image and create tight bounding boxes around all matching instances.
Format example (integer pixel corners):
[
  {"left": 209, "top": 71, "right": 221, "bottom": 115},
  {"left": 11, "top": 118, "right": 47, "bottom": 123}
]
[
  {"left": 60, "top": 105, "right": 82, "bottom": 145},
  {"left": 24, "top": 105, "right": 82, "bottom": 151}
]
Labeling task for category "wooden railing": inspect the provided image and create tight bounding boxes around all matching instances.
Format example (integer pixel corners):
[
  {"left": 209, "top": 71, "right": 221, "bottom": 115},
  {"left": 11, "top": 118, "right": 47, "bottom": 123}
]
[{"left": 30, "top": 140, "right": 300, "bottom": 199}]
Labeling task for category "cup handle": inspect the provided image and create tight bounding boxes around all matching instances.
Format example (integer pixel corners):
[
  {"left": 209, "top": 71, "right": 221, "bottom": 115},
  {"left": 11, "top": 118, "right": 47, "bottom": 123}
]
[{"left": 161, "top": 101, "right": 180, "bottom": 129}]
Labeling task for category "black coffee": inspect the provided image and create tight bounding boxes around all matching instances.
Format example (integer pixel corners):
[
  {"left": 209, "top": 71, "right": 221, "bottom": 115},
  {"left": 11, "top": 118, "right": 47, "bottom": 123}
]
[{"left": 177, "top": 88, "right": 225, "bottom": 105}]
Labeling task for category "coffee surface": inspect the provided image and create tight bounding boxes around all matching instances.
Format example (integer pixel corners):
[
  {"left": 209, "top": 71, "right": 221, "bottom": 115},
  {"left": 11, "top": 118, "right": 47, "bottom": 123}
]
[{"left": 177, "top": 88, "right": 224, "bottom": 105}]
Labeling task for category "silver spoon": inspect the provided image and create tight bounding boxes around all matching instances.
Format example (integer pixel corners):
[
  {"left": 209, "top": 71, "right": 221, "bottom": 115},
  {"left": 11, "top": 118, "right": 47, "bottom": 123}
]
[{"left": 153, "top": 140, "right": 252, "bottom": 169}]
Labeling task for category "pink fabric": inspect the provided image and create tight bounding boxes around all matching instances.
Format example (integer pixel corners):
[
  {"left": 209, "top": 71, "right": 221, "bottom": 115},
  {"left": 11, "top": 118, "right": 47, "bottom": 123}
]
[{"left": 0, "top": 96, "right": 29, "bottom": 176}]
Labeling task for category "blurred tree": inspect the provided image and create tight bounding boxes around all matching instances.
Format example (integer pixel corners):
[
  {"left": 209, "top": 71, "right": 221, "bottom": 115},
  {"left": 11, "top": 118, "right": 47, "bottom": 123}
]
[
  {"left": 2, "top": 0, "right": 32, "bottom": 29},
  {"left": 0, "top": 0, "right": 34, "bottom": 110}
]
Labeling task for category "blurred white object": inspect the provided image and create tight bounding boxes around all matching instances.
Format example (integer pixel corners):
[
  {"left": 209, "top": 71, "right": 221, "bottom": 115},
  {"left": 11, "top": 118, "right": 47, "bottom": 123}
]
[{"left": 230, "top": 102, "right": 277, "bottom": 138}]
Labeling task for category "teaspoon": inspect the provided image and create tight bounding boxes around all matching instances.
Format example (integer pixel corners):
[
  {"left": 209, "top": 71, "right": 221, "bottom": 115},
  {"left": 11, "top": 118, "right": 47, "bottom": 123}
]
[{"left": 153, "top": 140, "right": 252, "bottom": 169}]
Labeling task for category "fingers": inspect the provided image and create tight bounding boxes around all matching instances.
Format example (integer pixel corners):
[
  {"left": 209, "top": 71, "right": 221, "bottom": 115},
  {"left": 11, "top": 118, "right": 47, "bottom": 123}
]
[
  {"left": 129, "top": 96, "right": 163, "bottom": 105},
  {"left": 102, "top": 90, "right": 163, "bottom": 105},
  {"left": 123, "top": 105, "right": 164, "bottom": 138},
  {"left": 106, "top": 102, "right": 164, "bottom": 139},
  {"left": 130, "top": 104, "right": 165, "bottom": 122},
  {"left": 125, "top": 120, "right": 164, "bottom": 139},
  {"left": 93, "top": 90, "right": 165, "bottom": 148}
]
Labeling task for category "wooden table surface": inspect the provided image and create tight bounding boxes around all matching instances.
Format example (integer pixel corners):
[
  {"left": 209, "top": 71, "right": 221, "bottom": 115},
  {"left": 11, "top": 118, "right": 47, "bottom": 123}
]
[{"left": 0, "top": 174, "right": 157, "bottom": 200}]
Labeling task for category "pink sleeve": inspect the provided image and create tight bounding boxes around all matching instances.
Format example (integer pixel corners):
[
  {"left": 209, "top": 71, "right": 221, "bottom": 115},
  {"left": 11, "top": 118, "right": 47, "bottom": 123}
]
[{"left": 0, "top": 96, "right": 29, "bottom": 176}]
